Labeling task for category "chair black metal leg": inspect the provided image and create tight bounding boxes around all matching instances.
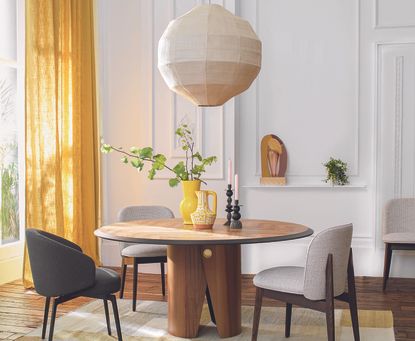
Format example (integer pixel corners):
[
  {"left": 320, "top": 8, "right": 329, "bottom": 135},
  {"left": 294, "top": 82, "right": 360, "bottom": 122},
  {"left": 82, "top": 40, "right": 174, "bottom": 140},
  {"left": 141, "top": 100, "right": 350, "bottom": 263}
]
[
  {"left": 41, "top": 297, "right": 50, "bottom": 339},
  {"left": 120, "top": 259, "right": 127, "bottom": 299},
  {"left": 326, "top": 304, "right": 335, "bottom": 341},
  {"left": 285, "top": 303, "right": 292, "bottom": 337},
  {"left": 326, "top": 254, "right": 335, "bottom": 341},
  {"left": 103, "top": 299, "right": 111, "bottom": 336},
  {"left": 205, "top": 286, "right": 216, "bottom": 324},
  {"left": 251, "top": 287, "right": 263, "bottom": 341},
  {"left": 109, "top": 295, "right": 123, "bottom": 341},
  {"left": 383, "top": 243, "right": 392, "bottom": 291},
  {"left": 133, "top": 258, "right": 138, "bottom": 311},
  {"left": 48, "top": 298, "right": 58, "bottom": 341},
  {"left": 347, "top": 250, "right": 360, "bottom": 341},
  {"left": 160, "top": 262, "right": 166, "bottom": 296}
]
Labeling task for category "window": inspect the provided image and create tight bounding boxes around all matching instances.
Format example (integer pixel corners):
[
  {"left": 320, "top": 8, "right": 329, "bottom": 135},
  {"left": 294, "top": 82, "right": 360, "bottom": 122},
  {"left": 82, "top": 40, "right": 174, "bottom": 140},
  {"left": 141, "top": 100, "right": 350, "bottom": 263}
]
[{"left": 0, "top": 0, "right": 24, "bottom": 246}]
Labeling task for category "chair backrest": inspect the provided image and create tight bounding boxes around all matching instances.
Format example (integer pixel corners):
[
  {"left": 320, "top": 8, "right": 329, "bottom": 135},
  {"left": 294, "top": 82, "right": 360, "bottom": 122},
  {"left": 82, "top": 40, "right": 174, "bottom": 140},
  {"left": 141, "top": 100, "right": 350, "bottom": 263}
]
[
  {"left": 303, "top": 224, "right": 353, "bottom": 300},
  {"left": 118, "top": 205, "right": 174, "bottom": 222},
  {"left": 383, "top": 198, "right": 415, "bottom": 235},
  {"left": 117, "top": 206, "right": 174, "bottom": 250},
  {"left": 26, "top": 229, "right": 96, "bottom": 297}
]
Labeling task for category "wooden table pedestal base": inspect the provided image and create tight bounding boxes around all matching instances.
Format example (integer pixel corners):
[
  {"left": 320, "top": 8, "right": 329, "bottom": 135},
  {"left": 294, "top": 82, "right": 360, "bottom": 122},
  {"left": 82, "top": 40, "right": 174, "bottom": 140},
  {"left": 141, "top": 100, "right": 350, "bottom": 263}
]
[{"left": 167, "top": 244, "right": 241, "bottom": 338}]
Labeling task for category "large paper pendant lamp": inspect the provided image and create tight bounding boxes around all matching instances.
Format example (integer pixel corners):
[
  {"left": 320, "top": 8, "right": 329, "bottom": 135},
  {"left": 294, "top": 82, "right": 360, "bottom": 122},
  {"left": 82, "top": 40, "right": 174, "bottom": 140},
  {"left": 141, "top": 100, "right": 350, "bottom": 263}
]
[{"left": 158, "top": 4, "right": 262, "bottom": 107}]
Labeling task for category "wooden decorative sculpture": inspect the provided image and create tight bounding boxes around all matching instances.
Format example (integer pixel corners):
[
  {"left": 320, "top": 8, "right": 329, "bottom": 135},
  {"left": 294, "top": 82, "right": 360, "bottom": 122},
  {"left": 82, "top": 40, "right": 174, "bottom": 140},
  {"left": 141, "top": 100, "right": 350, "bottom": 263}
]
[{"left": 260, "top": 134, "right": 287, "bottom": 185}]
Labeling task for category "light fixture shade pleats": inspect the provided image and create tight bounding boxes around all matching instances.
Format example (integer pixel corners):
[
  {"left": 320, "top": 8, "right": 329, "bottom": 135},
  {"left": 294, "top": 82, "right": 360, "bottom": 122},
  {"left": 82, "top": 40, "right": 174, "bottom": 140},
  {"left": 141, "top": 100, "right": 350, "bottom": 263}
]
[{"left": 158, "top": 4, "right": 262, "bottom": 107}]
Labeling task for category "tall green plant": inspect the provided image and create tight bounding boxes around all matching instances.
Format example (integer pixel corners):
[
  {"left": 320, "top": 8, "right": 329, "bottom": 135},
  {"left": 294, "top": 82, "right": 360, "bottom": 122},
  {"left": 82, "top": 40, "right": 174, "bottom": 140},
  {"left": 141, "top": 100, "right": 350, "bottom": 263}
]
[
  {"left": 101, "top": 124, "right": 217, "bottom": 187},
  {"left": 0, "top": 77, "right": 19, "bottom": 243},
  {"left": 1, "top": 163, "right": 19, "bottom": 242}
]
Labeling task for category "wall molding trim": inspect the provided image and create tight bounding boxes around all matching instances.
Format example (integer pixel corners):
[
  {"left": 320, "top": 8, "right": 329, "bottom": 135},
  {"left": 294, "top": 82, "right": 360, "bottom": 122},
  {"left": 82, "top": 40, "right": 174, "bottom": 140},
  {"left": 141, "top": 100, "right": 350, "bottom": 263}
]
[
  {"left": 373, "top": 41, "right": 415, "bottom": 248},
  {"left": 393, "top": 56, "right": 404, "bottom": 198},
  {"left": 150, "top": 0, "right": 156, "bottom": 149},
  {"left": 242, "top": 182, "right": 367, "bottom": 189},
  {"left": 253, "top": 0, "right": 361, "bottom": 179},
  {"left": 374, "top": 0, "right": 415, "bottom": 29}
]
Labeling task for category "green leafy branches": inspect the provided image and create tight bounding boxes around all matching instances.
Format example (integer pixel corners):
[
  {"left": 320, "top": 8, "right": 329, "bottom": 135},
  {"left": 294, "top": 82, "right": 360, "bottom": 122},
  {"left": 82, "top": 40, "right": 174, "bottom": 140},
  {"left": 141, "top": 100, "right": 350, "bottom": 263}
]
[
  {"left": 323, "top": 157, "right": 349, "bottom": 186},
  {"left": 101, "top": 123, "right": 217, "bottom": 187},
  {"left": 1, "top": 162, "right": 19, "bottom": 241}
]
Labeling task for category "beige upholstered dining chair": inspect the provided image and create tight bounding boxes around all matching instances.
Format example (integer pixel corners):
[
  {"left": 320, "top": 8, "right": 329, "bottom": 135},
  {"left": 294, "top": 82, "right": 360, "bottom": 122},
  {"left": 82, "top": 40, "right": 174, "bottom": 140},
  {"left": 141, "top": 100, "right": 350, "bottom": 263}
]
[
  {"left": 118, "top": 205, "right": 174, "bottom": 311},
  {"left": 383, "top": 198, "right": 415, "bottom": 291},
  {"left": 251, "top": 224, "right": 360, "bottom": 341}
]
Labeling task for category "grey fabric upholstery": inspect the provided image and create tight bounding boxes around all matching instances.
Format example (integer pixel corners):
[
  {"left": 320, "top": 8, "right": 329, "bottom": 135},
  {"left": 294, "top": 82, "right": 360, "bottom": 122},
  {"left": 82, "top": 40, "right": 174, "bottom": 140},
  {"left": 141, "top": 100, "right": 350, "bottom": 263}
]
[
  {"left": 26, "top": 229, "right": 96, "bottom": 297},
  {"left": 118, "top": 205, "right": 174, "bottom": 222},
  {"left": 117, "top": 206, "right": 174, "bottom": 255},
  {"left": 253, "top": 224, "right": 353, "bottom": 301},
  {"left": 26, "top": 229, "right": 120, "bottom": 299},
  {"left": 253, "top": 266, "right": 305, "bottom": 294},
  {"left": 383, "top": 232, "right": 415, "bottom": 243},
  {"left": 76, "top": 268, "right": 120, "bottom": 299},
  {"left": 383, "top": 198, "right": 415, "bottom": 242},
  {"left": 304, "top": 224, "right": 352, "bottom": 300},
  {"left": 121, "top": 244, "right": 167, "bottom": 257}
]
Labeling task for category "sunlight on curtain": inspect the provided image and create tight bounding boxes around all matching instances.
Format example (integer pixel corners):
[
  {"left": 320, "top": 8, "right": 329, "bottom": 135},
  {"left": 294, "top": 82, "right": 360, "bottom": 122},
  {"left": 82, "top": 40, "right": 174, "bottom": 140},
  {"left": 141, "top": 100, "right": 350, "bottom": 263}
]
[{"left": 24, "top": 0, "right": 100, "bottom": 287}]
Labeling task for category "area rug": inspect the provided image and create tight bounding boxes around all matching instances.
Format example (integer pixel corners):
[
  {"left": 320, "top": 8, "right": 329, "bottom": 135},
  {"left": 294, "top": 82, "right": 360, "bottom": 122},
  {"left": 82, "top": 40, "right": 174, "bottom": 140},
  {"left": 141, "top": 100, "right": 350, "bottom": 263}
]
[{"left": 22, "top": 299, "right": 395, "bottom": 340}]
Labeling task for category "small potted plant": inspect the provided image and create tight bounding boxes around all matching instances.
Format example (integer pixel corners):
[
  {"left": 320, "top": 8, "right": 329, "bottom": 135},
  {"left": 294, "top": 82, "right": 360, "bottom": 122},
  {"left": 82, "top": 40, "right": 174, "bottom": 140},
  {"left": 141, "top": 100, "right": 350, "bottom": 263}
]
[
  {"left": 101, "top": 123, "right": 217, "bottom": 224},
  {"left": 323, "top": 157, "right": 349, "bottom": 186}
]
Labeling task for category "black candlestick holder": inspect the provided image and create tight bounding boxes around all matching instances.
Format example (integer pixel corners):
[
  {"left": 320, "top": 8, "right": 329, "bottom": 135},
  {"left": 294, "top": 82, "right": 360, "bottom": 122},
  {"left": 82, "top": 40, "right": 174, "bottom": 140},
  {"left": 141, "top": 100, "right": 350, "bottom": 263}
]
[
  {"left": 224, "top": 184, "right": 233, "bottom": 226},
  {"left": 230, "top": 199, "right": 242, "bottom": 229}
]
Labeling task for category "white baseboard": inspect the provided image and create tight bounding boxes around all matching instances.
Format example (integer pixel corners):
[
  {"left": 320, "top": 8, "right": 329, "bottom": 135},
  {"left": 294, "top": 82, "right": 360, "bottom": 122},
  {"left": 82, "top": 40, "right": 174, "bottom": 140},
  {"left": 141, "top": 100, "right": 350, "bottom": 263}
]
[{"left": 0, "top": 256, "right": 23, "bottom": 285}]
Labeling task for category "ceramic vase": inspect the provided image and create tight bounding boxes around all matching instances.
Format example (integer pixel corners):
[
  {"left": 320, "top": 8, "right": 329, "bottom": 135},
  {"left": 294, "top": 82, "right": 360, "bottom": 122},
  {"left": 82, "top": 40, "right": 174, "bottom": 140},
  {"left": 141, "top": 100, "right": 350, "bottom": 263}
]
[
  {"left": 179, "top": 180, "right": 201, "bottom": 224},
  {"left": 191, "top": 190, "right": 217, "bottom": 230}
]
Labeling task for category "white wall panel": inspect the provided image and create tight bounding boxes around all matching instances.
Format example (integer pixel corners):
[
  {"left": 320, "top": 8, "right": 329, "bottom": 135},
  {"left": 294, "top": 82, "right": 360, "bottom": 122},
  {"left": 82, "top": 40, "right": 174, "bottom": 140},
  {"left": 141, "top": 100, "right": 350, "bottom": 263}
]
[
  {"left": 376, "top": 44, "right": 415, "bottom": 225},
  {"left": 376, "top": 0, "right": 415, "bottom": 29},
  {"left": 97, "top": 0, "right": 415, "bottom": 277},
  {"left": 254, "top": 0, "right": 360, "bottom": 178},
  {"left": 374, "top": 43, "right": 415, "bottom": 277}
]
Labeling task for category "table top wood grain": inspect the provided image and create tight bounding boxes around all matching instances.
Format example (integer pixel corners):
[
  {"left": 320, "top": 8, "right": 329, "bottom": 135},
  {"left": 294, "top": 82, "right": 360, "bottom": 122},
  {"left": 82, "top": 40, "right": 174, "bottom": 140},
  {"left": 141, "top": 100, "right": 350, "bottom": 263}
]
[{"left": 95, "top": 218, "right": 313, "bottom": 245}]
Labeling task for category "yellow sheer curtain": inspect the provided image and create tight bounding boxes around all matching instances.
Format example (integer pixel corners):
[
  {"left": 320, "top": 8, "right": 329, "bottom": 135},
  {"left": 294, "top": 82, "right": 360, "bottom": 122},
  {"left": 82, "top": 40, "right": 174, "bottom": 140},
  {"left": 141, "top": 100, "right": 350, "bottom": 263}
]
[{"left": 24, "top": 0, "right": 100, "bottom": 287}]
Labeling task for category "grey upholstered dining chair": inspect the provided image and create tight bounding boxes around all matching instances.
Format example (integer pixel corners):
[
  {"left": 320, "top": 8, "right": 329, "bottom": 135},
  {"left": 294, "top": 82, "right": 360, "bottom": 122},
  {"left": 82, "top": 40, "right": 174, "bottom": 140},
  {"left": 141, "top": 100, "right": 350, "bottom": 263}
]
[
  {"left": 118, "top": 205, "right": 174, "bottom": 311},
  {"left": 26, "top": 229, "right": 122, "bottom": 341},
  {"left": 118, "top": 205, "right": 217, "bottom": 323},
  {"left": 251, "top": 224, "right": 360, "bottom": 341},
  {"left": 383, "top": 198, "right": 415, "bottom": 291}
]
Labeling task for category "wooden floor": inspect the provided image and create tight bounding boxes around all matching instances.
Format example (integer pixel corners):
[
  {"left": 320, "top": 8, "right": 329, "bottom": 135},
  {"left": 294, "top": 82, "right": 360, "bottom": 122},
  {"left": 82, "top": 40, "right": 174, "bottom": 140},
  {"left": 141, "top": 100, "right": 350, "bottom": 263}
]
[{"left": 0, "top": 269, "right": 414, "bottom": 340}]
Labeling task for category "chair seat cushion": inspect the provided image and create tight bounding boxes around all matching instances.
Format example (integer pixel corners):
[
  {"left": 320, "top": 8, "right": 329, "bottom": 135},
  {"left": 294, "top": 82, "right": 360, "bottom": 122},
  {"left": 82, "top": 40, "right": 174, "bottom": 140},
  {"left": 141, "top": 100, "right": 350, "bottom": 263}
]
[
  {"left": 121, "top": 244, "right": 167, "bottom": 258},
  {"left": 77, "top": 268, "right": 120, "bottom": 299},
  {"left": 253, "top": 266, "right": 305, "bottom": 294},
  {"left": 383, "top": 232, "right": 415, "bottom": 243}
]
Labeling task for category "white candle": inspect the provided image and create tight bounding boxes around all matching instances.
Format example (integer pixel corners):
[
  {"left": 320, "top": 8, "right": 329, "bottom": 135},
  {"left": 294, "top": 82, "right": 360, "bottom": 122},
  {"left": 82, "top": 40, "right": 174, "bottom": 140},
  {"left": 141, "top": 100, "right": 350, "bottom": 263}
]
[
  {"left": 228, "top": 159, "right": 232, "bottom": 185},
  {"left": 235, "top": 174, "right": 239, "bottom": 200}
]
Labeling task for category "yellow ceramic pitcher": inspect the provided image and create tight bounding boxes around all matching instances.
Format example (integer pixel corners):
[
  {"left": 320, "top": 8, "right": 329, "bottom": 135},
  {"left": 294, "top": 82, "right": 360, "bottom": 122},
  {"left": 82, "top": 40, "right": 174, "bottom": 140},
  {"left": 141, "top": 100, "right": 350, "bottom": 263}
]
[{"left": 191, "top": 190, "right": 217, "bottom": 230}]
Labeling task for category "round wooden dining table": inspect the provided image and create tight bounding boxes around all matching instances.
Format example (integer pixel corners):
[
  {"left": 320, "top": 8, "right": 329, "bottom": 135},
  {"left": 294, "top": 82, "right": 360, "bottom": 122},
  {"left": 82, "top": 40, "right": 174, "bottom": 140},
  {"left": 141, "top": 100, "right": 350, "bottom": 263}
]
[{"left": 95, "top": 218, "right": 313, "bottom": 338}]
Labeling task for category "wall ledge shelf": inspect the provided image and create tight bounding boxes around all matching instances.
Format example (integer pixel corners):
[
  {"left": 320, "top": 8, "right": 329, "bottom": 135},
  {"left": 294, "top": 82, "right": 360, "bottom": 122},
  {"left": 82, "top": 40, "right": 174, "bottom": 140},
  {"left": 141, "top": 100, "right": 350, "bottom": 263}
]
[{"left": 242, "top": 183, "right": 368, "bottom": 189}]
